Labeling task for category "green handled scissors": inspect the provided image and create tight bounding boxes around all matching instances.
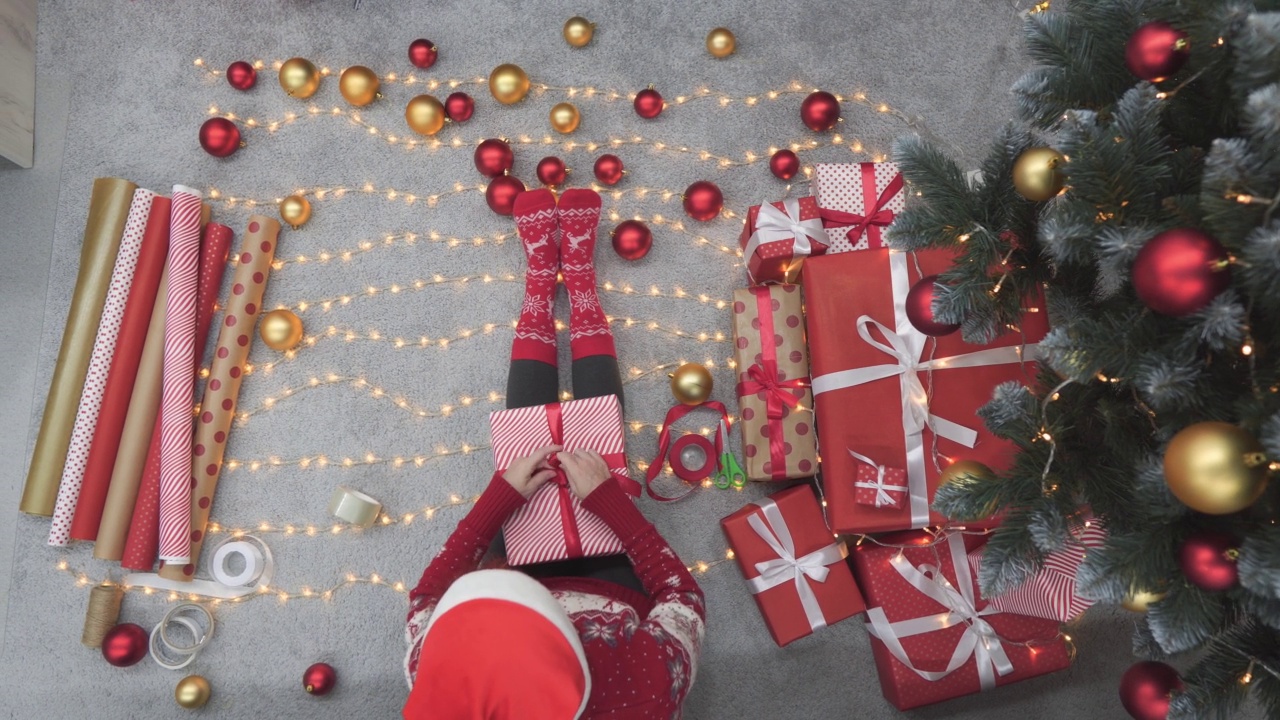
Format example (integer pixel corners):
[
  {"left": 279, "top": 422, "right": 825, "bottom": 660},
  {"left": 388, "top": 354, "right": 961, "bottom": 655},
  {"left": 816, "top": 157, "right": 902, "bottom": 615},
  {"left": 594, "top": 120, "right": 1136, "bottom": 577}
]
[{"left": 712, "top": 419, "right": 746, "bottom": 489}]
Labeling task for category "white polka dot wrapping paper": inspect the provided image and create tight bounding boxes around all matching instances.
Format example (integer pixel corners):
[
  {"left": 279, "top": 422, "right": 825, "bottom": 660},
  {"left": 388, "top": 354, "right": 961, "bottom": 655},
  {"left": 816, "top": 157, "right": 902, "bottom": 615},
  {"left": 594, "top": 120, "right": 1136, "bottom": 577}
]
[{"left": 810, "top": 162, "right": 906, "bottom": 253}]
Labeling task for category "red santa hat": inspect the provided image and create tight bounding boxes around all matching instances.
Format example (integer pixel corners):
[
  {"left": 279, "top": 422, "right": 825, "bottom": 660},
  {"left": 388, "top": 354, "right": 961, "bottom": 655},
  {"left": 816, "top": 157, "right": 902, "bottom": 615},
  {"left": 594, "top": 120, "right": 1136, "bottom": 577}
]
[{"left": 404, "top": 569, "right": 590, "bottom": 719}]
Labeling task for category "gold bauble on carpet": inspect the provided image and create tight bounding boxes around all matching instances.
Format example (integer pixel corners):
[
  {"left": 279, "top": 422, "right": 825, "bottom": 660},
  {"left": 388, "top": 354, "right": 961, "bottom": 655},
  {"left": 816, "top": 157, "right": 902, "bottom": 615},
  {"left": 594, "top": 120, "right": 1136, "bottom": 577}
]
[
  {"left": 1012, "top": 147, "right": 1065, "bottom": 201},
  {"left": 706, "top": 27, "right": 736, "bottom": 58},
  {"left": 259, "top": 309, "right": 304, "bottom": 352},
  {"left": 489, "top": 64, "right": 530, "bottom": 105},
  {"left": 278, "top": 57, "right": 321, "bottom": 99},
  {"left": 339, "top": 65, "right": 380, "bottom": 107},
  {"left": 175, "top": 675, "right": 211, "bottom": 709},
  {"left": 669, "top": 363, "right": 714, "bottom": 406},
  {"left": 278, "top": 195, "right": 312, "bottom": 229},
  {"left": 563, "top": 16, "right": 595, "bottom": 47},
  {"left": 1163, "top": 421, "right": 1269, "bottom": 514},
  {"left": 405, "top": 95, "right": 446, "bottom": 136},
  {"left": 1121, "top": 588, "right": 1167, "bottom": 613},
  {"left": 550, "top": 102, "right": 581, "bottom": 134}
]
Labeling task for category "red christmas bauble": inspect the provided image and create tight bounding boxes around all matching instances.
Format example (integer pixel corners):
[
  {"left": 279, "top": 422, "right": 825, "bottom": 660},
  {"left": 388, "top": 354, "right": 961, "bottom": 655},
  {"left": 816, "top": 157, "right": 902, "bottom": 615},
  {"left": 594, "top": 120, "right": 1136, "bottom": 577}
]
[
  {"left": 1179, "top": 530, "right": 1239, "bottom": 592},
  {"left": 634, "top": 88, "right": 664, "bottom": 119},
  {"left": 1119, "top": 661, "right": 1182, "bottom": 720},
  {"left": 593, "top": 154, "right": 624, "bottom": 186},
  {"left": 536, "top": 156, "right": 567, "bottom": 186},
  {"left": 1125, "top": 21, "right": 1190, "bottom": 82},
  {"left": 101, "top": 623, "right": 149, "bottom": 667},
  {"left": 199, "top": 117, "right": 242, "bottom": 158},
  {"left": 408, "top": 39, "right": 438, "bottom": 70},
  {"left": 485, "top": 175, "right": 525, "bottom": 216},
  {"left": 905, "top": 274, "right": 960, "bottom": 336},
  {"left": 682, "top": 181, "right": 723, "bottom": 222},
  {"left": 770, "top": 149, "right": 800, "bottom": 180},
  {"left": 1131, "top": 228, "right": 1230, "bottom": 317},
  {"left": 474, "top": 138, "right": 514, "bottom": 178},
  {"left": 800, "top": 90, "right": 841, "bottom": 132},
  {"left": 611, "top": 220, "right": 652, "bottom": 261},
  {"left": 226, "top": 61, "right": 257, "bottom": 91},
  {"left": 444, "top": 92, "right": 474, "bottom": 122},
  {"left": 303, "top": 662, "right": 338, "bottom": 696}
]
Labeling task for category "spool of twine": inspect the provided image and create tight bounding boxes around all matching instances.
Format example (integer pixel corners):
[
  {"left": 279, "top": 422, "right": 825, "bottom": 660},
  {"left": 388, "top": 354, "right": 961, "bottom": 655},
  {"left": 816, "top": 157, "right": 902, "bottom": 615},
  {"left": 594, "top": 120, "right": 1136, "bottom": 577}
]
[{"left": 82, "top": 584, "right": 124, "bottom": 648}]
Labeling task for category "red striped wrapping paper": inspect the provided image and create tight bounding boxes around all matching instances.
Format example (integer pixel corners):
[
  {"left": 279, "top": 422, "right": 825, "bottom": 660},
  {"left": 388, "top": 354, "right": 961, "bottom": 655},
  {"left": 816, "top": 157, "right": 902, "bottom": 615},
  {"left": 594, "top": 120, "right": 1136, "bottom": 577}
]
[
  {"left": 967, "top": 522, "right": 1108, "bottom": 623},
  {"left": 48, "top": 188, "right": 156, "bottom": 546},
  {"left": 490, "top": 395, "right": 639, "bottom": 566}
]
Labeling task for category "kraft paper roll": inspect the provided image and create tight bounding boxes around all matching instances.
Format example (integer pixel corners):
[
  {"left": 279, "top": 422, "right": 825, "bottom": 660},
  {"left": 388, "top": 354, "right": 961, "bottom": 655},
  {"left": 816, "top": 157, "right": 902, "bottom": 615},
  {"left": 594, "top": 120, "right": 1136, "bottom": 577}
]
[
  {"left": 120, "top": 219, "right": 228, "bottom": 569},
  {"left": 160, "top": 215, "right": 279, "bottom": 581},
  {"left": 22, "top": 177, "right": 138, "bottom": 516},
  {"left": 49, "top": 188, "right": 156, "bottom": 545}
]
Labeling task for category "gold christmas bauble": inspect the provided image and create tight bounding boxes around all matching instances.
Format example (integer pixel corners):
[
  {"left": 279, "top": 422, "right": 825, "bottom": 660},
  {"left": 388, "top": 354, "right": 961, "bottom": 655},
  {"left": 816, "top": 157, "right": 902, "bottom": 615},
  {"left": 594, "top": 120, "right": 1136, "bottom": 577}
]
[
  {"left": 489, "top": 63, "right": 530, "bottom": 105},
  {"left": 175, "top": 675, "right": 211, "bottom": 709},
  {"left": 1163, "top": 421, "right": 1269, "bottom": 515},
  {"left": 669, "top": 363, "right": 713, "bottom": 406},
  {"left": 405, "top": 94, "right": 446, "bottom": 136},
  {"left": 278, "top": 195, "right": 312, "bottom": 229},
  {"left": 706, "top": 27, "right": 736, "bottom": 58},
  {"left": 1121, "top": 588, "right": 1167, "bottom": 613},
  {"left": 1012, "top": 147, "right": 1065, "bottom": 202},
  {"left": 278, "top": 57, "right": 321, "bottom": 99},
  {"left": 339, "top": 65, "right": 380, "bottom": 107},
  {"left": 259, "top": 309, "right": 304, "bottom": 351},
  {"left": 938, "top": 459, "right": 996, "bottom": 487},
  {"left": 563, "top": 16, "right": 595, "bottom": 47},
  {"left": 549, "top": 102, "right": 581, "bottom": 134}
]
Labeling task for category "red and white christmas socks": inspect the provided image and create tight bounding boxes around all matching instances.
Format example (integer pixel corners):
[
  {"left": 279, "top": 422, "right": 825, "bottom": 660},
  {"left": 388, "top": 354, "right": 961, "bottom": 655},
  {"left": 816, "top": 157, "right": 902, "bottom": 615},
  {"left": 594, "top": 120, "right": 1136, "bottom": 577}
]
[
  {"left": 557, "top": 189, "right": 616, "bottom": 359},
  {"left": 511, "top": 189, "right": 559, "bottom": 365}
]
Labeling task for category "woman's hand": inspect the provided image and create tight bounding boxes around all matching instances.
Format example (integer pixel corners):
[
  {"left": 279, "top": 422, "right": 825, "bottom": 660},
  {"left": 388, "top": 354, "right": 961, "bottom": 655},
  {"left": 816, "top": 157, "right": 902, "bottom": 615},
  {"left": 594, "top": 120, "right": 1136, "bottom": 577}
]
[
  {"left": 557, "top": 449, "right": 612, "bottom": 500},
  {"left": 502, "top": 445, "right": 562, "bottom": 499}
]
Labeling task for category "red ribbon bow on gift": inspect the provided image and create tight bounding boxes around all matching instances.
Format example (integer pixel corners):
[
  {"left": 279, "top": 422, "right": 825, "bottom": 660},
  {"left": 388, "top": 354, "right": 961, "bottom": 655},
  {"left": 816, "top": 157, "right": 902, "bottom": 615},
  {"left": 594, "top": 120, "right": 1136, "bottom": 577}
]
[
  {"left": 820, "top": 167, "right": 904, "bottom": 244},
  {"left": 739, "top": 362, "right": 809, "bottom": 420},
  {"left": 735, "top": 286, "right": 812, "bottom": 481}
]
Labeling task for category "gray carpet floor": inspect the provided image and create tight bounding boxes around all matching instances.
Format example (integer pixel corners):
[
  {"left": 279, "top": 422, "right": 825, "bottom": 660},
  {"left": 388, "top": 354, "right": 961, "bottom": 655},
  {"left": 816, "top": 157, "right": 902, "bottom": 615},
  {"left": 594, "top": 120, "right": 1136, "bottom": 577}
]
[{"left": 1, "top": 1, "right": 1260, "bottom": 718}]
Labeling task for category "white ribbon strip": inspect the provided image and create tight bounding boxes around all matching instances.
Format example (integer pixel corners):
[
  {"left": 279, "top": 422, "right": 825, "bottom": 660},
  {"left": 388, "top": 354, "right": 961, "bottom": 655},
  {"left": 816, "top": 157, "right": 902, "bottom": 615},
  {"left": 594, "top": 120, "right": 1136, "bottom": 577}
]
[
  {"left": 122, "top": 534, "right": 275, "bottom": 599},
  {"left": 743, "top": 198, "right": 829, "bottom": 265},
  {"left": 744, "top": 496, "right": 847, "bottom": 632},
  {"left": 865, "top": 533, "right": 1014, "bottom": 691},
  {"left": 849, "top": 449, "right": 907, "bottom": 507},
  {"left": 811, "top": 252, "right": 1038, "bottom": 527}
]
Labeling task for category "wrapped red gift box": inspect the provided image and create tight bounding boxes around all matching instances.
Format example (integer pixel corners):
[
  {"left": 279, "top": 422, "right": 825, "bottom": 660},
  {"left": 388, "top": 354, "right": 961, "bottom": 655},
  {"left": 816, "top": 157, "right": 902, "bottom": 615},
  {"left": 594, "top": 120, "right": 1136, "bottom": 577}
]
[
  {"left": 720, "top": 484, "right": 865, "bottom": 646},
  {"left": 731, "top": 285, "right": 818, "bottom": 481},
  {"left": 810, "top": 162, "right": 905, "bottom": 253},
  {"left": 852, "top": 530, "right": 1072, "bottom": 710},
  {"left": 805, "top": 249, "right": 1049, "bottom": 534},
  {"left": 850, "top": 451, "right": 908, "bottom": 510},
  {"left": 739, "top": 197, "right": 830, "bottom": 285},
  {"left": 968, "top": 521, "right": 1108, "bottom": 623},
  {"left": 490, "top": 395, "right": 640, "bottom": 565}
]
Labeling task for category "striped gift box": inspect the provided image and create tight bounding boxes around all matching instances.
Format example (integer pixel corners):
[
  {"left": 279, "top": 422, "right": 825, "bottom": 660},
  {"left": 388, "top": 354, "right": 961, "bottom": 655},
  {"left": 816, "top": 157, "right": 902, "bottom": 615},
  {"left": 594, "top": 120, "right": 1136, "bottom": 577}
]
[
  {"left": 490, "top": 395, "right": 638, "bottom": 566},
  {"left": 967, "top": 522, "right": 1108, "bottom": 622}
]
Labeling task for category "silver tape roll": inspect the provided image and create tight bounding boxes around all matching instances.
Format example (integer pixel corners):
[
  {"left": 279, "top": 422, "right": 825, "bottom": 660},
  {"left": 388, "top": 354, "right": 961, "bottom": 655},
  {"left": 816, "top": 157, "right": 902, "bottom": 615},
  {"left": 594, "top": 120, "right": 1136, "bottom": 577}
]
[
  {"left": 159, "top": 602, "right": 215, "bottom": 656},
  {"left": 150, "top": 616, "right": 203, "bottom": 671},
  {"left": 328, "top": 485, "right": 383, "bottom": 528}
]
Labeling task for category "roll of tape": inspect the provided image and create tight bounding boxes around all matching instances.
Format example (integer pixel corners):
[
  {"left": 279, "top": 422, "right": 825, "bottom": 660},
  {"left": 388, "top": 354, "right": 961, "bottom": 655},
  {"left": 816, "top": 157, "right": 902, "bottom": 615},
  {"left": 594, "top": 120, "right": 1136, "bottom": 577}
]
[
  {"left": 122, "top": 534, "right": 273, "bottom": 600},
  {"left": 212, "top": 540, "right": 264, "bottom": 587},
  {"left": 159, "top": 602, "right": 215, "bottom": 658},
  {"left": 151, "top": 616, "right": 203, "bottom": 671},
  {"left": 671, "top": 434, "right": 717, "bottom": 483},
  {"left": 328, "top": 486, "right": 383, "bottom": 528}
]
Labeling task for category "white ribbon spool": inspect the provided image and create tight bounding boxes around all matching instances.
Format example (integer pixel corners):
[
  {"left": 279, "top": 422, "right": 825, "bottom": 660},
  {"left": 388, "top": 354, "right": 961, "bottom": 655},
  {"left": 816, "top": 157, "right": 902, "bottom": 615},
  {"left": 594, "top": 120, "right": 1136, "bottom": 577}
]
[
  {"left": 121, "top": 534, "right": 274, "bottom": 599},
  {"left": 212, "top": 540, "right": 264, "bottom": 587}
]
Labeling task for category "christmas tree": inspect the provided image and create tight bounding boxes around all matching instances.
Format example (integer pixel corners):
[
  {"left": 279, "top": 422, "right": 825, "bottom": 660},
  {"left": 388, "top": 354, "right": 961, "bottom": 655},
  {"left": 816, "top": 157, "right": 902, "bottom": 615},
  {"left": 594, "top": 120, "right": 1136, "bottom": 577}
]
[{"left": 886, "top": 1, "right": 1280, "bottom": 717}]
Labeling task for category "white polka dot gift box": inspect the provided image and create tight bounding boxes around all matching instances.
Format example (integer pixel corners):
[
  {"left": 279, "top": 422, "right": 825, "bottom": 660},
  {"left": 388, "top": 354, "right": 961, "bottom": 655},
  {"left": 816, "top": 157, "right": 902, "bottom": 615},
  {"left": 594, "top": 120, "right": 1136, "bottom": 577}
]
[{"left": 810, "top": 162, "right": 906, "bottom": 254}]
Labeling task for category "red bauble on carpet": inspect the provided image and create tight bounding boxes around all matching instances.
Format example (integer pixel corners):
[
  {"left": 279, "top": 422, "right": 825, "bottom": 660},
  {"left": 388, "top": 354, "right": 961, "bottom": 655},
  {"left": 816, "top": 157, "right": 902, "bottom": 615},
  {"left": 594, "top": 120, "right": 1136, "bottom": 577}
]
[
  {"left": 485, "top": 175, "right": 525, "bottom": 215},
  {"left": 226, "top": 61, "right": 257, "bottom": 91},
  {"left": 444, "top": 92, "right": 474, "bottom": 122},
  {"left": 199, "top": 117, "right": 242, "bottom": 158},
  {"left": 682, "top": 181, "right": 723, "bottom": 221},
  {"left": 408, "top": 39, "right": 438, "bottom": 69},
  {"left": 101, "top": 623, "right": 149, "bottom": 667},
  {"left": 611, "top": 220, "right": 652, "bottom": 261},
  {"left": 474, "top": 138, "right": 514, "bottom": 178},
  {"left": 593, "top": 154, "right": 624, "bottom": 185},
  {"left": 536, "top": 156, "right": 567, "bottom": 186},
  {"left": 769, "top": 149, "right": 800, "bottom": 180},
  {"left": 800, "top": 91, "right": 840, "bottom": 132},
  {"left": 303, "top": 662, "right": 338, "bottom": 696},
  {"left": 634, "top": 87, "right": 664, "bottom": 119}
]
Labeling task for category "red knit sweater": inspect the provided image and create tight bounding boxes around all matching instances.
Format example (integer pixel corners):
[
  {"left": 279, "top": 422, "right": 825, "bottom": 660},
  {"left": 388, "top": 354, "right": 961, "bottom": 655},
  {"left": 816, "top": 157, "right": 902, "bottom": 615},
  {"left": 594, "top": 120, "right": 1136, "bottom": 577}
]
[{"left": 405, "top": 475, "right": 706, "bottom": 719}]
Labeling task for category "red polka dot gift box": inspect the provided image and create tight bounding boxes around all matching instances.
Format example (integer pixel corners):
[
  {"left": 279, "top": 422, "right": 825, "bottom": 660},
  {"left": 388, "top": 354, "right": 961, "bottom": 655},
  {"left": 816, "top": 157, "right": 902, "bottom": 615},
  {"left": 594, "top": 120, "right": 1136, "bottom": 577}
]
[
  {"left": 730, "top": 285, "right": 817, "bottom": 482},
  {"left": 720, "top": 484, "right": 865, "bottom": 647},
  {"left": 803, "top": 249, "right": 1049, "bottom": 534},
  {"left": 738, "top": 196, "right": 830, "bottom": 285},
  {"left": 850, "top": 529, "right": 1071, "bottom": 710},
  {"left": 809, "top": 162, "right": 906, "bottom": 254}
]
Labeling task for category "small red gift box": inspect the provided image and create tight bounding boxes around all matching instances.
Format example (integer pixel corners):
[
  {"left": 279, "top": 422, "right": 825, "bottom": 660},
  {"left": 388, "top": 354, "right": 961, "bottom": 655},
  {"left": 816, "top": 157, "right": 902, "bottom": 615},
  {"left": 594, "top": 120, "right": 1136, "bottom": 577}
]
[
  {"left": 804, "top": 249, "right": 1049, "bottom": 534},
  {"left": 850, "top": 450, "right": 908, "bottom": 510},
  {"left": 490, "top": 395, "right": 640, "bottom": 565},
  {"left": 968, "top": 520, "right": 1108, "bottom": 623},
  {"left": 720, "top": 484, "right": 865, "bottom": 646},
  {"left": 851, "top": 530, "right": 1072, "bottom": 710},
  {"left": 811, "top": 162, "right": 905, "bottom": 253},
  {"left": 739, "top": 196, "right": 830, "bottom": 285}
]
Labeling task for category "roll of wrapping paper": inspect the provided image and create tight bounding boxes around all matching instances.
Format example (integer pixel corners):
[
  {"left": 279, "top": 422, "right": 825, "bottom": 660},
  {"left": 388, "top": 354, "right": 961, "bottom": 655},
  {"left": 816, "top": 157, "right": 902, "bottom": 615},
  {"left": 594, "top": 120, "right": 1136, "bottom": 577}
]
[
  {"left": 21, "top": 177, "right": 138, "bottom": 516},
  {"left": 94, "top": 222, "right": 230, "bottom": 559},
  {"left": 159, "top": 215, "right": 279, "bottom": 581},
  {"left": 46, "top": 188, "right": 156, "bottom": 545},
  {"left": 75, "top": 194, "right": 170, "bottom": 546}
]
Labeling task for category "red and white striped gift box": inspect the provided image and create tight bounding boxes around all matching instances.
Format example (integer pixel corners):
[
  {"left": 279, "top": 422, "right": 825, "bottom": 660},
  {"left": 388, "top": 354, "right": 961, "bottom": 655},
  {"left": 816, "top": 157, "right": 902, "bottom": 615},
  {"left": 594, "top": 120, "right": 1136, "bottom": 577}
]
[
  {"left": 490, "top": 395, "right": 639, "bottom": 566},
  {"left": 967, "top": 522, "right": 1108, "bottom": 622}
]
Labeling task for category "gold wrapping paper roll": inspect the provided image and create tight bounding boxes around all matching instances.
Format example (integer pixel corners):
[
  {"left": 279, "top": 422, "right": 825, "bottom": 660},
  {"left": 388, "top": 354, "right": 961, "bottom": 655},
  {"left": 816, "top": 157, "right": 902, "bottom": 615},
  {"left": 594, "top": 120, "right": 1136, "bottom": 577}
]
[
  {"left": 22, "top": 177, "right": 138, "bottom": 516},
  {"left": 159, "top": 215, "right": 280, "bottom": 581}
]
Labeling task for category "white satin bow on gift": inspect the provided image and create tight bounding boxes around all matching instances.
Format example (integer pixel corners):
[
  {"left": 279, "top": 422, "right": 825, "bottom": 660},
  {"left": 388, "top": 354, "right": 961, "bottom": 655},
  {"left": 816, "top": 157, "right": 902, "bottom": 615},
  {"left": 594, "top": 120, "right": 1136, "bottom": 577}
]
[
  {"left": 745, "top": 497, "right": 846, "bottom": 632},
  {"left": 743, "top": 198, "right": 829, "bottom": 272}
]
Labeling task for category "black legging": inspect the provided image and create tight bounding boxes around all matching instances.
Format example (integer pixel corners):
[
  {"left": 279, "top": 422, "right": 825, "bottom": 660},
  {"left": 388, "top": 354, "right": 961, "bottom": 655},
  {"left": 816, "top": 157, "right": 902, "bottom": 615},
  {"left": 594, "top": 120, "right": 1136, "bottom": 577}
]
[{"left": 494, "top": 355, "right": 645, "bottom": 595}]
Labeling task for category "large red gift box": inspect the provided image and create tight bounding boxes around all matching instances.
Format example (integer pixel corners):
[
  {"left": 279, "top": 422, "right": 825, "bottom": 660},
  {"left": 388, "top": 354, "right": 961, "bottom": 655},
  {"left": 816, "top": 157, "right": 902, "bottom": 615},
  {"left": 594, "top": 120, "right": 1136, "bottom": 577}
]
[
  {"left": 490, "top": 395, "right": 640, "bottom": 565},
  {"left": 852, "top": 530, "right": 1072, "bottom": 710},
  {"left": 720, "top": 484, "right": 865, "bottom": 646},
  {"left": 805, "top": 249, "right": 1049, "bottom": 533},
  {"left": 739, "top": 196, "right": 830, "bottom": 285},
  {"left": 811, "top": 162, "right": 905, "bottom": 253}
]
